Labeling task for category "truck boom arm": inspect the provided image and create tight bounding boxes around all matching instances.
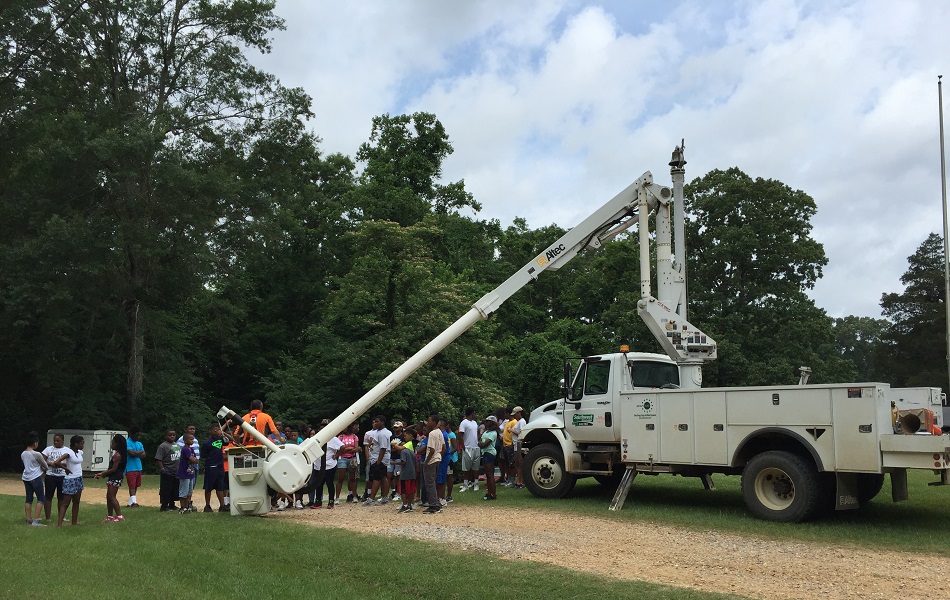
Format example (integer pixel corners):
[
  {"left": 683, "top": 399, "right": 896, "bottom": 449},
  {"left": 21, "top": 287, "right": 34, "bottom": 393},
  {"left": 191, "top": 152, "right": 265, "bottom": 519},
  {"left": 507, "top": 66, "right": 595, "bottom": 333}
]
[{"left": 223, "top": 150, "right": 715, "bottom": 494}]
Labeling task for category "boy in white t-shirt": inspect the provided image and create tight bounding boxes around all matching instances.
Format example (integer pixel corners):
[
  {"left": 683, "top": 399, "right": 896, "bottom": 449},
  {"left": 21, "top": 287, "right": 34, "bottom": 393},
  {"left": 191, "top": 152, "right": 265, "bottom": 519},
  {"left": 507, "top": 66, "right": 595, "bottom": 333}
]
[{"left": 21, "top": 431, "right": 49, "bottom": 526}]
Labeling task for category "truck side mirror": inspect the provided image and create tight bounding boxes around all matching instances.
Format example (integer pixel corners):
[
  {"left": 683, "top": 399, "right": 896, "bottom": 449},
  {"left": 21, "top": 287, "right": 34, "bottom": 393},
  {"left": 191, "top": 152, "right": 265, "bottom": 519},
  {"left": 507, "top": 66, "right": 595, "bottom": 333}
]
[{"left": 563, "top": 364, "right": 581, "bottom": 405}]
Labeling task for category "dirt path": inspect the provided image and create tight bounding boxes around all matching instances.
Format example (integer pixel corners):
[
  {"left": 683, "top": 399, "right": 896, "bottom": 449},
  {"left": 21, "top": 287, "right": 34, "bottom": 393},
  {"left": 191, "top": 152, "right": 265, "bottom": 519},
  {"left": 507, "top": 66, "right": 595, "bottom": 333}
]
[{"left": 6, "top": 479, "right": 945, "bottom": 599}]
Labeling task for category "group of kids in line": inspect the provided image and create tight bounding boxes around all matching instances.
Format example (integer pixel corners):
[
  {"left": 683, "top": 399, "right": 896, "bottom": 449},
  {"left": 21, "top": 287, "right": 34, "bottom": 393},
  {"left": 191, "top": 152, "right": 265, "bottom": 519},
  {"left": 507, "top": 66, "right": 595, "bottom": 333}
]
[{"left": 20, "top": 400, "right": 529, "bottom": 525}]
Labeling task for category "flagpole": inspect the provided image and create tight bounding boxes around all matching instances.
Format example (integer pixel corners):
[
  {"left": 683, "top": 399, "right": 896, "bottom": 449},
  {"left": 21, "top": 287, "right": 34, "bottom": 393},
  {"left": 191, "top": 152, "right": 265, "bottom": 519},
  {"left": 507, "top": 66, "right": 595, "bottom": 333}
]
[{"left": 939, "top": 75, "right": 950, "bottom": 390}]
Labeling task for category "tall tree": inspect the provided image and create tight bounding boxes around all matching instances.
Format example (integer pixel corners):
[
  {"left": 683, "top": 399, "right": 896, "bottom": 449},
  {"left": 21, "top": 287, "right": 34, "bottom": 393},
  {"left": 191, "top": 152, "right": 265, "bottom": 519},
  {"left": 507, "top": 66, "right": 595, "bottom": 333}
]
[
  {"left": 684, "top": 168, "right": 851, "bottom": 385},
  {"left": 0, "top": 0, "right": 310, "bottom": 433},
  {"left": 267, "top": 113, "right": 503, "bottom": 424},
  {"left": 832, "top": 315, "right": 887, "bottom": 382},
  {"left": 877, "top": 233, "right": 949, "bottom": 392}
]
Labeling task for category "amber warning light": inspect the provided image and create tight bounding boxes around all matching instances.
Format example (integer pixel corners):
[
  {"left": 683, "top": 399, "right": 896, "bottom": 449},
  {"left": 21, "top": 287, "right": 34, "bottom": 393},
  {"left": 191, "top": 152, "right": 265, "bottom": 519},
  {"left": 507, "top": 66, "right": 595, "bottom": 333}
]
[{"left": 619, "top": 345, "right": 630, "bottom": 352}]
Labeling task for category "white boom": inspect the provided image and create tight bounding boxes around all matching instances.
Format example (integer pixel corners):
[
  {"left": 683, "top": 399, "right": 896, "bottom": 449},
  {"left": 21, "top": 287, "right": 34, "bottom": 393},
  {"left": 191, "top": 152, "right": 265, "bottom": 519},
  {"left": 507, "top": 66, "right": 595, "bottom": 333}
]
[{"left": 219, "top": 147, "right": 716, "bottom": 494}]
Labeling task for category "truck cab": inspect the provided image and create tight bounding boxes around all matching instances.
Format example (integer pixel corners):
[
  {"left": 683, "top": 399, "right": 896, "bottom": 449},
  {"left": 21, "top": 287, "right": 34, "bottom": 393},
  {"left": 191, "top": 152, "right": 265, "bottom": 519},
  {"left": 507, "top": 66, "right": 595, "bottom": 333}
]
[{"left": 520, "top": 351, "right": 681, "bottom": 497}]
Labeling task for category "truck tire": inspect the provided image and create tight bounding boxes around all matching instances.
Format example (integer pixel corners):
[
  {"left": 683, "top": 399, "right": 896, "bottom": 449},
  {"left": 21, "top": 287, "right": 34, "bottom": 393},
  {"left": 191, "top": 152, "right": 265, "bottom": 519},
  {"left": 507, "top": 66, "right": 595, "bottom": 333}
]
[
  {"left": 523, "top": 443, "right": 576, "bottom": 499},
  {"left": 741, "top": 451, "right": 821, "bottom": 522},
  {"left": 856, "top": 473, "right": 885, "bottom": 505}
]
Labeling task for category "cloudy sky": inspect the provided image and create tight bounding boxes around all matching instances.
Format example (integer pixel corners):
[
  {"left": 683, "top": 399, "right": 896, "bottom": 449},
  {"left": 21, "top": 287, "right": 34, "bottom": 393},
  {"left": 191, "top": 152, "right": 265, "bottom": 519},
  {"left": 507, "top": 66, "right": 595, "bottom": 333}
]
[{"left": 248, "top": 0, "right": 949, "bottom": 319}]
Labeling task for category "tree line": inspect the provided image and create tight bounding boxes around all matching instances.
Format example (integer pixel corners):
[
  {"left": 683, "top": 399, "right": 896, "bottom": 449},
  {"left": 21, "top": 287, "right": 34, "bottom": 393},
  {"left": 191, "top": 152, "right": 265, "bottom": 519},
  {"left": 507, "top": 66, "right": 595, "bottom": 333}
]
[{"left": 1, "top": 1, "right": 945, "bottom": 464}]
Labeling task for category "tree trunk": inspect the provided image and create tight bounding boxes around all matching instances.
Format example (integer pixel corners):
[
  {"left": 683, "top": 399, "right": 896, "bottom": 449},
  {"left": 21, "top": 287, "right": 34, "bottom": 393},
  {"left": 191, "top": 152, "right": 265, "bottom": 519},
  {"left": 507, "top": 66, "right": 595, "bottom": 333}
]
[{"left": 126, "top": 299, "right": 144, "bottom": 423}]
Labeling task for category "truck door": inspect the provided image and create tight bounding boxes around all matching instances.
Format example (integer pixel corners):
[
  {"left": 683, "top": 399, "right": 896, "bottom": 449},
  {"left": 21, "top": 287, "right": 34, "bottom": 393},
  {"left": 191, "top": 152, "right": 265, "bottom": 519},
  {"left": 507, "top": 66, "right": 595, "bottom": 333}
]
[{"left": 564, "top": 359, "right": 616, "bottom": 443}]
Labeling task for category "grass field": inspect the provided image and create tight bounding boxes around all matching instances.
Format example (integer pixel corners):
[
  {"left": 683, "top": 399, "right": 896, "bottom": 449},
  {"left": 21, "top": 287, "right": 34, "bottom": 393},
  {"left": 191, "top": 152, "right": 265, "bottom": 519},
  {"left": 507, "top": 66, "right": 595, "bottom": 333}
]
[
  {"left": 3, "top": 467, "right": 947, "bottom": 600},
  {"left": 0, "top": 491, "right": 743, "bottom": 600}
]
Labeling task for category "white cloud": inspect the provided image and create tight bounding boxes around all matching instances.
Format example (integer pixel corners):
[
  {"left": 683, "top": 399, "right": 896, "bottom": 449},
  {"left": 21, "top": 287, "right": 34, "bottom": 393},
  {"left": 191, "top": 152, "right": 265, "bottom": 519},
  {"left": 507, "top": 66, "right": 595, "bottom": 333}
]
[{"left": 250, "top": 0, "right": 950, "bottom": 319}]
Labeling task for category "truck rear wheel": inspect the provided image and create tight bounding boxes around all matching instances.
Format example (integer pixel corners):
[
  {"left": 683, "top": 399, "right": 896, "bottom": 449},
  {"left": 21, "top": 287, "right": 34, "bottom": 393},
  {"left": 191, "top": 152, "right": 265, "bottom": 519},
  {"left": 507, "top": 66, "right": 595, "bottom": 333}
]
[
  {"left": 523, "top": 443, "right": 576, "bottom": 499},
  {"left": 741, "top": 451, "right": 821, "bottom": 522},
  {"left": 856, "top": 473, "right": 885, "bottom": 505}
]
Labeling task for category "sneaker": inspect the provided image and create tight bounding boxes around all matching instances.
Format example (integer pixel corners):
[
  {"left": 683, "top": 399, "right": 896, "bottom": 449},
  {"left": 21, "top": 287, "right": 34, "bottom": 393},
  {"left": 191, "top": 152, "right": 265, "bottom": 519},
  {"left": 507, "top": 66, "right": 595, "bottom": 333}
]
[
  {"left": 362, "top": 499, "right": 377, "bottom": 506},
  {"left": 311, "top": 503, "right": 322, "bottom": 509},
  {"left": 346, "top": 494, "right": 355, "bottom": 503},
  {"left": 131, "top": 502, "right": 140, "bottom": 508},
  {"left": 30, "top": 520, "right": 47, "bottom": 527},
  {"left": 473, "top": 483, "right": 479, "bottom": 492},
  {"left": 458, "top": 483, "right": 470, "bottom": 492},
  {"left": 514, "top": 483, "right": 526, "bottom": 489},
  {"left": 378, "top": 497, "right": 389, "bottom": 505},
  {"left": 326, "top": 504, "right": 334, "bottom": 509},
  {"left": 219, "top": 506, "right": 229, "bottom": 513},
  {"left": 103, "top": 516, "right": 117, "bottom": 522},
  {"left": 439, "top": 498, "right": 447, "bottom": 506},
  {"left": 423, "top": 506, "right": 443, "bottom": 514},
  {"left": 405, "top": 505, "right": 414, "bottom": 512},
  {"left": 203, "top": 506, "right": 213, "bottom": 513},
  {"left": 294, "top": 500, "right": 304, "bottom": 510},
  {"left": 392, "top": 493, "right": 401, "bottom": 502},
  {"left": 114, "top": 515, "right": 125, "bottom": 521},
  {"left": 445, "top": 496, "right": 454, "bottom": 503},
  {"left": 179, "top": 508, "right": 188, "bottom": 514},
  {"left": 397, "top": 505, "right": 409, "bottom": 513}
]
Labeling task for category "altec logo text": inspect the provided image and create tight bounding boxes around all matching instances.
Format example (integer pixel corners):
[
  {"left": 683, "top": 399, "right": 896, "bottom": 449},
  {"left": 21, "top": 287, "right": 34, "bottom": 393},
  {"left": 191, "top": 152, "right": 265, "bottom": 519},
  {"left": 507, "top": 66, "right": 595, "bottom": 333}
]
[{"left": 545, "top": 244, "right": 566, "bottom": 261}]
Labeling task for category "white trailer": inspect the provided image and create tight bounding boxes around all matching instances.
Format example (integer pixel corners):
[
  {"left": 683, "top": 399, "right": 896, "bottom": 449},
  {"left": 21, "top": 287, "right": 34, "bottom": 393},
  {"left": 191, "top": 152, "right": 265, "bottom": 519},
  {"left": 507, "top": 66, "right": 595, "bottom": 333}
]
[{"left": 45, "top": 429, "right": 127, "bottom": 473}]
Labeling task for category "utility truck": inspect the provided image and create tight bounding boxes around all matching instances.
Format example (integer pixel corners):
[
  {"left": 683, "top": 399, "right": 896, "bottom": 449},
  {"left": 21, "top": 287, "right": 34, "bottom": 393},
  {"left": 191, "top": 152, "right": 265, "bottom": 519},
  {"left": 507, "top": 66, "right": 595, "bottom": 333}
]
[{"left": 218, "top": 144, "right": 949, "bottom": 522}]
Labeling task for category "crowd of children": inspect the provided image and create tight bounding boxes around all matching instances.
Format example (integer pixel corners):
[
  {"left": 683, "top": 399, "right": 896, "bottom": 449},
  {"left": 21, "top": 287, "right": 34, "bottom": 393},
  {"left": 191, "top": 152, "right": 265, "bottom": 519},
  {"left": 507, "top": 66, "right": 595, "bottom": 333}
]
[
  {"left": 299, "top": 405, "right": 530, "bottom": 514},
  {"left": 20, "top": 403, "right": 530, "bottom": 526}
]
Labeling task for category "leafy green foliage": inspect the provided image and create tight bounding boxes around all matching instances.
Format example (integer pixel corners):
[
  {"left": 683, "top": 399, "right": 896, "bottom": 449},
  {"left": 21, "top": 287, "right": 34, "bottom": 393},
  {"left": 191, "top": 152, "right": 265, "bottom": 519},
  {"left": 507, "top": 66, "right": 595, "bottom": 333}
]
[
  {"left": 877, "top": 233, "right": 949, "bottom": 392},
  {"left": 684, "top": 168, "right": 852, "bottom": 385},
  {"left": 1, "top": 2, "right": 909, "bottom": 448}
]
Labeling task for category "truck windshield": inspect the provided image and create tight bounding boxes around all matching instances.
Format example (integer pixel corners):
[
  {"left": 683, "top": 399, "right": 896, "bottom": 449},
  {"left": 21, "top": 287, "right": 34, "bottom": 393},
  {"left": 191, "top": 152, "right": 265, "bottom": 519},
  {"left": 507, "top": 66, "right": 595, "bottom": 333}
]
[{"left": 630, "top": 361, "right": 679, "bottom": 388}]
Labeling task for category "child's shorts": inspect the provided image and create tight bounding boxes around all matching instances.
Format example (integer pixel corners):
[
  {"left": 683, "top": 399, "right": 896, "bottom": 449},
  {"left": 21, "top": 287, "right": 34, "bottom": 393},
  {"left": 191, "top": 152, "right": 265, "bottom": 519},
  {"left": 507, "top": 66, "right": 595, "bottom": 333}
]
[
  {"left": 23, "top": 476, "right": 45, "bottom": 504},
  {"left": 63, "top": 477, "right": 84, "bottom": 495},
  {"left": 399, "top": 479, "right": 417, "bottom": 495},
  {"left": 107, "top": 478, "right": 123, "bottom": 488},
  {"left": 178, "top": 477, "right": 196, "bottom": 498}
]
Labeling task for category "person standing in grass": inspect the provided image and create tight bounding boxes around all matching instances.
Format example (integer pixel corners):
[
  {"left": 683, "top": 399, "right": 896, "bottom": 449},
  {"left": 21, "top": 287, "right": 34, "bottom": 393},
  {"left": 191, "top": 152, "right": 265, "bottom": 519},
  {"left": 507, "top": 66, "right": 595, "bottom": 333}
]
[
  {"left": 56, "top": 435, "right": 85, "bottom": 526},
  {"left": 125, "top": 427, "right": 145, "bottom": 508},
  {"left": 94, "top": 434, "right": 127, "bottom": 522},
  {"left": 155, "top": 429, "right": 181, "bottom": 511},
  {"left": 423, "top": 415, "right": 445, "bottom": 514},
  {"left": 177, "top": 432, "right": 199, "bottom": 513},
  {"left": 21, "top": 431, "right": 49, "bottom": 526},
  {"left": 334, "top": 423, "right": 360, "bottom": 503},
  {"left": 457, "top": 407, "right": 480, "bottom": 493},
  {"left": 42, "top": 432, "right": 68, "bottom": 521},
  {"left": 201, "top": 423, "right": 229, "bottom": 512},
  {"left": 479, "top": 416, "right": 499, "bottom": 501},
  {"left": 396, "top": 429, "right": 418, "bottom": 513},
  {"left": 510, "top": 407, "right": 527, "bottom": 488}
]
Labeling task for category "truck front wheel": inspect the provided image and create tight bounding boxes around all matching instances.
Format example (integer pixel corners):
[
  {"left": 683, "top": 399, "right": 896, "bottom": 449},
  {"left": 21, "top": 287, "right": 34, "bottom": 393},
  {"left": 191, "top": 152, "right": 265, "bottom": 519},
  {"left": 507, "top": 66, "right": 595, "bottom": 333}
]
[
  {"left": 741, "top": 451, "right": 821, "bottom": 522},
  {"left": 523, "top": 443, "right": 576, "bottom": 499}
]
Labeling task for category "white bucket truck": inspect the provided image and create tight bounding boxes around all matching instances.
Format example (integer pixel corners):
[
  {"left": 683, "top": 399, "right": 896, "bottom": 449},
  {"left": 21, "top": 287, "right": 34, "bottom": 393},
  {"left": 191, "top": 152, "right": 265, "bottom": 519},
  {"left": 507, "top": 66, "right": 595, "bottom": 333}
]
[{"left": 218, "top": 144, "right": 949, "bottom": 521}]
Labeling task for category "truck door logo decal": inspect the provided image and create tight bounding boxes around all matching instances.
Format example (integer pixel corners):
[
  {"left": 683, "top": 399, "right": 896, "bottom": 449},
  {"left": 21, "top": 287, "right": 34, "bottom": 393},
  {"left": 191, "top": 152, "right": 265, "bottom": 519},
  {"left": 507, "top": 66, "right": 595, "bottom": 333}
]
[
  {"left": 572, "top": 414, "right": 594, "bottom": 426},
  {"left": 634, "top": 399, "right": 657, "bottom": 419}
]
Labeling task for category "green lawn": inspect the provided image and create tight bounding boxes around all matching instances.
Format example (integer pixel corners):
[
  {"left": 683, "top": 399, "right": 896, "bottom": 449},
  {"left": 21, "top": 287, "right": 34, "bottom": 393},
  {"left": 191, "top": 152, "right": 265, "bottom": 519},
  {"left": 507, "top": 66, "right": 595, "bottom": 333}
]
[
  {"left": 3, "top": 467, "right": 947, "bottom": 600},
  {"left": 0, "top": 492, "right": 744, "bottom": 600}
]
